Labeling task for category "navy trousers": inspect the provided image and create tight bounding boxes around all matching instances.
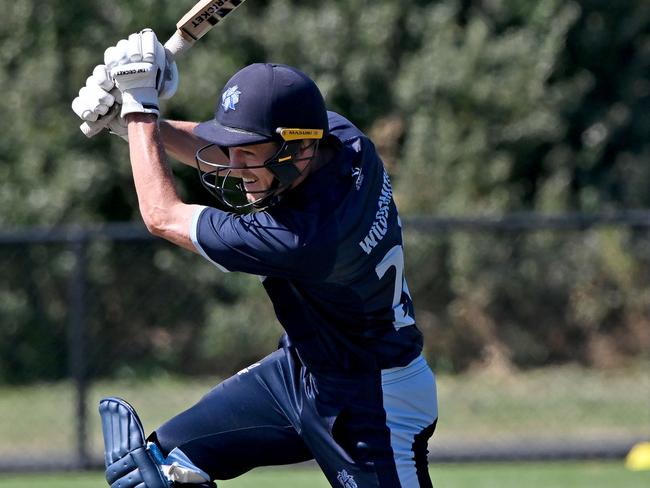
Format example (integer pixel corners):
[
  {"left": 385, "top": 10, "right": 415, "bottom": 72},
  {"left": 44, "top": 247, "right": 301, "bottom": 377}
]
[{"left": 153, "top": 339, "right": 437, "bottom": 487}]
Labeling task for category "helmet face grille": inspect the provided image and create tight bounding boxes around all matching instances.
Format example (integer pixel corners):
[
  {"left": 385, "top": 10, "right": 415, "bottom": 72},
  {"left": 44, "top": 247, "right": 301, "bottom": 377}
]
[
  {"left": 194, "top": 141, "right": 319, "bottom": 211},
  {"left": 198, "top": 169, "right": 252, "bottom": 209}
]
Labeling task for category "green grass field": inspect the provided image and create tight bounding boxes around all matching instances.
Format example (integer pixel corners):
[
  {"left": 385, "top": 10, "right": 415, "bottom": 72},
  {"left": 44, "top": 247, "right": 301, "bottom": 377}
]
[
  {"left": 0, "top": 462, "right": 648, "bottom": 488},
  {"left": 1, "top": 361, "right": 648, "bottom": 459},
  {"left": 0, "top": 361, "right": 648, "bottom": 488}
]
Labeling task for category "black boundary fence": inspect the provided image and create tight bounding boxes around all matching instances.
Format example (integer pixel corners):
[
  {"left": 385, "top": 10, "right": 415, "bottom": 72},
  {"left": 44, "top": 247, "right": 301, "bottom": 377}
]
[{"left": 0, "top": 211, "right": 649, "bottom": 472}]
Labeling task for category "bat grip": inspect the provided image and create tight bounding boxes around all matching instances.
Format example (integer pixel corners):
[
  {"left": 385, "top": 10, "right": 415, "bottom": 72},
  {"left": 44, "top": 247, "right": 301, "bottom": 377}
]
[
  {"left": 164, "top": 30, "right": 195, "bottom": 59},
  {"left": 80, "top": 30, "right": 194, "bottom": 138}
]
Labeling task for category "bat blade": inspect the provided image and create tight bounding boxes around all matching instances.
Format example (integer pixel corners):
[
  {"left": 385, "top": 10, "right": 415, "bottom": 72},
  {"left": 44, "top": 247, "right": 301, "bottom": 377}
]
[
  {"left": 176, "top": 0, "right": 245, "bottom": 42},
  {"left": 79, "top": 0, "right": 246, "bottom": 138}
]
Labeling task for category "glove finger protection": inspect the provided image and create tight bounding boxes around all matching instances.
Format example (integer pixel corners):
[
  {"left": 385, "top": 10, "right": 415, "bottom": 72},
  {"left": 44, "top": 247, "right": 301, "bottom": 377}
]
[
  {"left": 145, "top": 29, "right": 178, "bottom": 100},
  {"left": 138, "top": 29, "right": 158, "bottom": 64},
  {"left": 104, "top": 39, "right": 131, "bottom": 70},
  {"left": 105, "top": 33, "right": 175, "bottom": 94},
  {"left": 92, "top": 63, "right": 115, "bottom": 91},
  {"left": 106, "top": 28, "right": 178, "bottom": 118},
  {"left": 74, "top": 29, "right": 178, "bottom": 137},
  {"left": 71, "top": 64, "right": 128, "bottom": 141},
  {"left": 71, "top": 65, "right": 115, "bottom": 121},
  {"left": 127, "top": 30, "right": 177, "bottom": 99},
  {"left": 83, "top": 82, "right": 113, "bottom": 116},
  {"left": 72, "top": 93, "right": 99, "bottom": 122},
  {"left": 127, "top": 32, "right": 143, "bottom": 62}
]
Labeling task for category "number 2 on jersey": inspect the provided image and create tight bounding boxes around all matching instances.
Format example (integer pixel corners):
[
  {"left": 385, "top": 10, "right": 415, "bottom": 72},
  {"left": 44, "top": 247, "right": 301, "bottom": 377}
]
[{"left": 375, "top": 245, "right": 416, "bottom": 330}]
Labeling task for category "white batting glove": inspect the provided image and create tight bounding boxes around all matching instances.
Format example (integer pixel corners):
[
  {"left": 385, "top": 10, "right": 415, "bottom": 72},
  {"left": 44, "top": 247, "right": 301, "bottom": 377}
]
[
  {"left": 105, "top": 29, "right": 178, "bottom": 118},
  {"left": 71, "top": 64, "right": 129, "bottom": 141}
]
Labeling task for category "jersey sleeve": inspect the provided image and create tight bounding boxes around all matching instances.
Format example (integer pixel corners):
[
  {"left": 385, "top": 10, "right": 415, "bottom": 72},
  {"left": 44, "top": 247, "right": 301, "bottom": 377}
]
[{"left": 190, "top": 205, "right": 317, "bottom": 278}]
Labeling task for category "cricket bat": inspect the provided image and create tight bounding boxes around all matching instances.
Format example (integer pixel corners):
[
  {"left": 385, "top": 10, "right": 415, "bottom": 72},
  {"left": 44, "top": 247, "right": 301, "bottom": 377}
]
[{"left": 80, "top": 0, "right": 246, "bottom": 137}]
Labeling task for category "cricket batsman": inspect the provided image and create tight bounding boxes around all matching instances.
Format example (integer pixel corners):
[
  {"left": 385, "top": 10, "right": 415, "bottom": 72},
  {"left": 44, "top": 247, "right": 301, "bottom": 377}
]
[{"left": 72, "top": 29, "right": 438, "bottom": 488}]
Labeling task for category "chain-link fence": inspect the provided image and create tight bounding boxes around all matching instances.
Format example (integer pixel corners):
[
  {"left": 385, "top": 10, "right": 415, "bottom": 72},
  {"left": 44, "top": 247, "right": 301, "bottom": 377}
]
[{"left": 0, "top": 214, "right": 649, "bottom": 471}]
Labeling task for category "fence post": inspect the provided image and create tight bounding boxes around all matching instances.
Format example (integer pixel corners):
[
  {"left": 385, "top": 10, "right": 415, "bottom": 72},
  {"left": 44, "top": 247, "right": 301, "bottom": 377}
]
[{"left": 67, "top": 228, "right": 89, "bottom": 469}]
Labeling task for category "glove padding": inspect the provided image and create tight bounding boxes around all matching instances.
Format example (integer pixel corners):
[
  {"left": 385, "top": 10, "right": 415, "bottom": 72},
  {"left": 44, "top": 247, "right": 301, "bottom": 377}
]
[
  {"left": 105, "top": 28, "right": 178, "bottom": 118},
  {"left": 71, "top": 64, "right": 128, "bottom": 141},
  {"left": 71, "top": 28, "right": 178, "bottom": 139}
]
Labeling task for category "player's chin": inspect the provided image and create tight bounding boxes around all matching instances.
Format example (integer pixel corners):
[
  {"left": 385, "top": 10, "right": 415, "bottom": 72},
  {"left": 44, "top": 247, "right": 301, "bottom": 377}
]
[{"left": 244, "top": 187, "right": 269, "bottom": 203}]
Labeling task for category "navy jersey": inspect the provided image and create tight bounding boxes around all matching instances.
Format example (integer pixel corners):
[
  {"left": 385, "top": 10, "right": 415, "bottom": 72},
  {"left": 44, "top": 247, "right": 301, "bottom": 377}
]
[{"left": 191, "top": 112, "right": 422, "bottom": 374}]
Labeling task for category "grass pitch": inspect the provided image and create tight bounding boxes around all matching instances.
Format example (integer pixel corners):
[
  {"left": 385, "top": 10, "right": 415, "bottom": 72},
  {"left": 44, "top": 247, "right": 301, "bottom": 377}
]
[
  {"left": 0, "top": 361, "right": 647, "bottom": 460},
  {"left": 0, "top": 462, "right": 649, "bottom": 488}
]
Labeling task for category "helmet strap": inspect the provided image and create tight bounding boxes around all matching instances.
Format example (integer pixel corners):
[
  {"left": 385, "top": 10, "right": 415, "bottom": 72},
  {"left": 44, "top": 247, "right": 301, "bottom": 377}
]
[{"left": 265, "top": 141, "right": 304, "bottom": 187}]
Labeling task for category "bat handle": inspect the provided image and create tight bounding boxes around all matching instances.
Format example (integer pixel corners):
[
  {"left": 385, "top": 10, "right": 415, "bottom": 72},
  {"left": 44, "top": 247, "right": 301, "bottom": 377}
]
[
  {"left": 164, "top": 30, "right": 195, "bottom": 59},
  {"left": 80, "top": 30, "right": 194, "bottom": 138}
]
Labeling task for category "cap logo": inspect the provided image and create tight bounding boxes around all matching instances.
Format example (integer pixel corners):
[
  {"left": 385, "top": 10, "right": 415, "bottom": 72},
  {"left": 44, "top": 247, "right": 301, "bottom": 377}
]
[{"left": 222, "top": 85, "right": 241, "bottom": 112}]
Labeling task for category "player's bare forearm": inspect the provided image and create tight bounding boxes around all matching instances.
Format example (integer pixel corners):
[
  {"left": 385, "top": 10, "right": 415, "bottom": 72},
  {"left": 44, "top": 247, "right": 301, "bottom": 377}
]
[
  {"left": 126, "top": 113, "right": 201, "bottom": 253},
  {"left": 160, "top": 119, "right": 227, "bottom": 171},
  {"left": 159, "top": 119, "right": 203, "bottom": 166}
]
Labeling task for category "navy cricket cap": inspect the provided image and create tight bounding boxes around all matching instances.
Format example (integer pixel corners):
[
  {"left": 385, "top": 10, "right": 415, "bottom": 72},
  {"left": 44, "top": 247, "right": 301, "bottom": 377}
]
[{"left": 194, "top": 63, "right": 329, "bottom": 147}]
